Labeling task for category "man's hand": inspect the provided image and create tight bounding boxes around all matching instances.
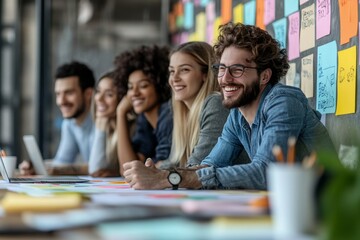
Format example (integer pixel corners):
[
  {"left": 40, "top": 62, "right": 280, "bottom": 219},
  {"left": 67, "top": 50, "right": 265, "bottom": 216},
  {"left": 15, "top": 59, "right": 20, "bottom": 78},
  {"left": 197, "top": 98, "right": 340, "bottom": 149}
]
[
  {"left": 123, "top": 159, "right": 169, "bottom": 190},
  {"left": 19, "top": 160, "right": 36, "bottom": 176}
]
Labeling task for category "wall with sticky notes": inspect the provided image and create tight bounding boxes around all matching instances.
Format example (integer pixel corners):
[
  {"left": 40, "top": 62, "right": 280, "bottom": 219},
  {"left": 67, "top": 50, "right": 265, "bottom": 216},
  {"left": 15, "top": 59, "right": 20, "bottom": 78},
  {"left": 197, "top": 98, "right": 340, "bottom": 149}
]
[{"left": 168, "top": 0, "right": 360, "bottom": 149}]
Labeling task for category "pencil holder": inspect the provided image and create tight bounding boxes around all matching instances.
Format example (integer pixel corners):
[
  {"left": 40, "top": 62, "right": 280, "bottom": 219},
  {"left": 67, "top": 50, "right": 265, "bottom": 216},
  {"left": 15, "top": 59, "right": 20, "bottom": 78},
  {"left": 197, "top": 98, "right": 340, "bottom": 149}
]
[{"left": 267, "top": 163, "right": 317, "bottom": 238}]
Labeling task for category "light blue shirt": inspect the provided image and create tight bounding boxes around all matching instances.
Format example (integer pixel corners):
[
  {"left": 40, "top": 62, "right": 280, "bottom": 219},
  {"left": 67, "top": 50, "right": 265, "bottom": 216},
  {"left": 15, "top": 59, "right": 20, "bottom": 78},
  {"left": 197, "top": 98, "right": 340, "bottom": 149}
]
[
  {"left": 197, "top": 83, "right": 337, "bottom": 190},
  {"left": 53, "top": 112, "right": 95, "bottom": 165}
]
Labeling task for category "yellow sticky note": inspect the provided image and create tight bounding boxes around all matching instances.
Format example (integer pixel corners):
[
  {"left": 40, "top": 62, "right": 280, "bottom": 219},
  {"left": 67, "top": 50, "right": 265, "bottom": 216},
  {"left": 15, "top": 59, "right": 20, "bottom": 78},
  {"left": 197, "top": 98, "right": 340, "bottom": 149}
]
[
  {"left": 1, "top": 192, "right": 83, "bottom": 213},
  {"left": 336, "top": 45, "right": 357, "bottom": 115},
  {"left": 196, "top": 12, "right": 206, "bottom": 41},
  {"left": 233, "top": 3, "right": 244, "bottom": 24},
  {"left": 212, "top": 17, "right": 222, "bottom": 44}
]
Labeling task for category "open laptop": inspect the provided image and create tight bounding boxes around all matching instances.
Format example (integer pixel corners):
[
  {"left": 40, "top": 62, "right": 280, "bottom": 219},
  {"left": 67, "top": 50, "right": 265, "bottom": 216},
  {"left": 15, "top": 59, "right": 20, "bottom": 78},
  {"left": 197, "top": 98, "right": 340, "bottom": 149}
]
[
  {"left": 0, "top": 135, "right": 89, "bottom": 183},
  {"left": 0, "top": 154, "right": 89, "bottom": 183}
]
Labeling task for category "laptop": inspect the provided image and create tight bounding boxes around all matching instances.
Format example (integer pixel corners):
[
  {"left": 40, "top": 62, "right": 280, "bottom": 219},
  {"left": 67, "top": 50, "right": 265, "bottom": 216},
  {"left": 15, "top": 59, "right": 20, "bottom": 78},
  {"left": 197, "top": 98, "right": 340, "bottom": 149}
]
[
  {"left": 23, "top": 135, "right": 50, "bottom": 176},
  {"left": 0, "top": 135, "right": 89, "bottom": 183},
  {"left": 0, "top": 154, "right": 89, "bottom": 183}
]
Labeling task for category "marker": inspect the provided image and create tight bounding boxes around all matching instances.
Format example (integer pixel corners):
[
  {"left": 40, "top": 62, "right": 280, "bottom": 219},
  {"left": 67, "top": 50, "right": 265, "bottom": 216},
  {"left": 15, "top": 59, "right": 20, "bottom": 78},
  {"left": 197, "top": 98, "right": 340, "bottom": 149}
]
[
  {"left": 287, "top": 137, "right": 296, "bottom": 165},
  {"left": 303, "top": 151, "right": 317, "bottom": 168},
  {"left": 0, "top": 149, "right": 6, "bottom": 157}
]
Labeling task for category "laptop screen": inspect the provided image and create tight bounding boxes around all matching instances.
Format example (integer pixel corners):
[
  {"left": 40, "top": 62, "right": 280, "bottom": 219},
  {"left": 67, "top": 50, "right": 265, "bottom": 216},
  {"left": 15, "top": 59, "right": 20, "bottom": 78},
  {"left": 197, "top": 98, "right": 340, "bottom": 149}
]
[{"left": 0, "top": 155, "right": 10, "bottom": 181}]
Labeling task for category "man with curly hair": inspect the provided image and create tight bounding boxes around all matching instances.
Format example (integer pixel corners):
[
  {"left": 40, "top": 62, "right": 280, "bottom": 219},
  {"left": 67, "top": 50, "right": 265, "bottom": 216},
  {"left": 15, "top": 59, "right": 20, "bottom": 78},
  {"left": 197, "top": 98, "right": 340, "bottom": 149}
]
[
  {"left": 125, "top": 23, "right": 337, "bottom": 190},
  {"left": 114, "top": 45, "right": 173, "bottom": 176}
]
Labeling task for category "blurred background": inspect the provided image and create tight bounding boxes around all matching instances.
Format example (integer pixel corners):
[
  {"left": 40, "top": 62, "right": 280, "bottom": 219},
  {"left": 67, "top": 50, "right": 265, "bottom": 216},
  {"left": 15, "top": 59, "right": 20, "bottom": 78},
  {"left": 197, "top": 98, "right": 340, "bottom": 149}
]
[{"left": 0, "top": 0, "right": 171, "bottom": 162}]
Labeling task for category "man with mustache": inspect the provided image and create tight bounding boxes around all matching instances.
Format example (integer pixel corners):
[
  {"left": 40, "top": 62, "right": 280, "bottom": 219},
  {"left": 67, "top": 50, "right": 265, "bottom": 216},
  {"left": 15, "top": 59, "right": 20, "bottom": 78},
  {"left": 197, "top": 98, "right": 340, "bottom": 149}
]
[
  {"left": 125, "top": 23, "right": 337, "bottom": 190},
  {"left": 20, "top": 61, "right": 95, "bottom": 175}
]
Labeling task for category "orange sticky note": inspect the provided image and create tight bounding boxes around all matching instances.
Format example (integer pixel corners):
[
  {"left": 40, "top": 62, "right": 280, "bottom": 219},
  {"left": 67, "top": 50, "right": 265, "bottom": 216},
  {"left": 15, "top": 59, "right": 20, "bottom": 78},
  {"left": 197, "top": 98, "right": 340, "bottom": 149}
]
[
  {"left": 221, "top": 0, "right": 232, "bottom": 24},
  {"left": 338, "top": 0, "right": 358, "bottom": 45},
  {"left": 256, "top": 0, "right": 265, "bottom": 29}
]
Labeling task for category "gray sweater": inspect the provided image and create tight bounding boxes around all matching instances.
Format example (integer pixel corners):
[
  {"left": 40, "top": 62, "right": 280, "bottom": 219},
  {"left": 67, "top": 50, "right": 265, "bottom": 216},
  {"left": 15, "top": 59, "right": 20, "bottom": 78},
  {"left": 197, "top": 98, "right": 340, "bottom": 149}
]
[{"left": 186, "top": 93, "right": 230, "bottom": 166}]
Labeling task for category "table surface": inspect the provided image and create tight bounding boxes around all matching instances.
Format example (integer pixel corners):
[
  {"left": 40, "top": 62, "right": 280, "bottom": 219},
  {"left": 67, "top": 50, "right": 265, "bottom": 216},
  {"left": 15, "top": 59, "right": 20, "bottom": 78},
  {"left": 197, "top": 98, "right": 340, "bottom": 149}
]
[{"left": 0, "top": 177, "right": 276, "bottom": 239}]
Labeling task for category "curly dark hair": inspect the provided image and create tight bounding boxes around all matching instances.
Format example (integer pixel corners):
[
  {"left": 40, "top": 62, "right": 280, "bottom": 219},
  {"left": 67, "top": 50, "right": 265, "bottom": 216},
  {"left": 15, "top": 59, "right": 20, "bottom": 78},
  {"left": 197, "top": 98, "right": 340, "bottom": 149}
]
[
  {"left": 113, "top": 45, "right": 171, "bottom": 103},
  {"left": 213, "top": 22, "right": 290, "bottom": 85},
  {"left": 55, "top": 61, "right": 95, "bottom": 91}
]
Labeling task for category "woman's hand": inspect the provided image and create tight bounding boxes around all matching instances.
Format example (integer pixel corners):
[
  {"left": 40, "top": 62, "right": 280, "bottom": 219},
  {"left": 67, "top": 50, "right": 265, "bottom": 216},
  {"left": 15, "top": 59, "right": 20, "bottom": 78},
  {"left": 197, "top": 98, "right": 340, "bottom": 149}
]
[
  {"left": 116, "top": 95, "right": 133, "bottom": 116},
  {"left": 95, "top": 117, "right": 109, "bottom": 131}
]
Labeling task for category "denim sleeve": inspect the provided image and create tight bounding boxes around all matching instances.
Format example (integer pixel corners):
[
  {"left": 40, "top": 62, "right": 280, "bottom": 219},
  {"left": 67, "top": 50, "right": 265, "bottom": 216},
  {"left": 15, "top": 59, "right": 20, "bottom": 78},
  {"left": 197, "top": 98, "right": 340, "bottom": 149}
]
[
  {"left": 53, "top": 120, "right": 79, "bottom": 165},
  {"left": 201, "top": 112, "right": 244, "bottom": 168},
  {"left": 198, "top": 94, "right": 307, "bottom": 190}
]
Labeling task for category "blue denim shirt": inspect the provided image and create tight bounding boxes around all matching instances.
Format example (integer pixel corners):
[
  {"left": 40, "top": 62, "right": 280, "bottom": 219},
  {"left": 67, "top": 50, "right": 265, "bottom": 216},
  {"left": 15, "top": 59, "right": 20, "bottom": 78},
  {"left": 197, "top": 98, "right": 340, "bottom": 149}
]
[{"left": 197, "top": 83, "right": 336, "bottom": 190}]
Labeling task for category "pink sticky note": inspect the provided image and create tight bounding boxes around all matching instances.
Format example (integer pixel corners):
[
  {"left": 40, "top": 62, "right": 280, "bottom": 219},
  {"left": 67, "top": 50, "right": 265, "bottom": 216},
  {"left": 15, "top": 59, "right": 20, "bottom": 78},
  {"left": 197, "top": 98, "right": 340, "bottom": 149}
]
[
  {"left": 316, "top": 0, "right": 331, "bottom": 39},
  {"left": 288, "top": 12, "right": 300, "bottom": 60}
]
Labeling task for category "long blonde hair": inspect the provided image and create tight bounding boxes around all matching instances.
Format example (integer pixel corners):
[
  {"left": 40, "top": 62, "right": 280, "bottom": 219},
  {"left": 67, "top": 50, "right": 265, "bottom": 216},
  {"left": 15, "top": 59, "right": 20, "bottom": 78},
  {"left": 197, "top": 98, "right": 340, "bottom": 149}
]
[{"left": 168, "top": 41, "right": 219, "bottom": 167}]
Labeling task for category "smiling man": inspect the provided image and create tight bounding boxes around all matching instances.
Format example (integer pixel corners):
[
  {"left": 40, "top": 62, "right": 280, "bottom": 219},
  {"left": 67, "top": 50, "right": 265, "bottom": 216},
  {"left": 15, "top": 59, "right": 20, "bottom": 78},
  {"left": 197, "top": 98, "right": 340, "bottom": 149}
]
[
  {"left": 20, "top": 61, "right": 96, "bottom": 175},
  {"left": 53, "top": 61, "right": 95, "bottom": 165},
  {"left": 125, "top": 22, "right": 337, "bottom": 190}
]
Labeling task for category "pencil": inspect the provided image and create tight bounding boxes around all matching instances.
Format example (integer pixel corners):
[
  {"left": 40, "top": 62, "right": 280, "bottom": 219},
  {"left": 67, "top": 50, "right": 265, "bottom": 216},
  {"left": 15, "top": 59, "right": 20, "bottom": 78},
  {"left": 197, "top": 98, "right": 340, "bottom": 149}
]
[
  {"left": 287, "top": 137, "right": 296, "bottom": 165},
  {"left": 272, "top": 145, "right": 284, "bottom": 163},
  {"left": 0, "top": 149, "right": 6, "bottom": 157},
  {"left": 303, "top": 151, "right": 317, "bottom": 168}
]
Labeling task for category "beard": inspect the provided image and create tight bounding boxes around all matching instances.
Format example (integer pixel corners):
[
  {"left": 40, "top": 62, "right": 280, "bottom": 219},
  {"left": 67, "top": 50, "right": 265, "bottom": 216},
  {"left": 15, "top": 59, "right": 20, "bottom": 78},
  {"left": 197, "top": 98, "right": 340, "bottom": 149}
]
[
  {"left": 65, "top": 101, "right": 86, "bottom": 119},
  {"left": 221, "top": 78, "right": 261, "bottom": 109}
]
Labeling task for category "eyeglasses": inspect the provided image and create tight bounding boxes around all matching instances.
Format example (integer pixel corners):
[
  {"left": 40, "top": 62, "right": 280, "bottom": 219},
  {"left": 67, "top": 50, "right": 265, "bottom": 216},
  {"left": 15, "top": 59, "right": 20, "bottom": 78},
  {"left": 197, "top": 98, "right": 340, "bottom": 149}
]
[{"left": 212, "top": 63, "right": 258, "bottom": 78}]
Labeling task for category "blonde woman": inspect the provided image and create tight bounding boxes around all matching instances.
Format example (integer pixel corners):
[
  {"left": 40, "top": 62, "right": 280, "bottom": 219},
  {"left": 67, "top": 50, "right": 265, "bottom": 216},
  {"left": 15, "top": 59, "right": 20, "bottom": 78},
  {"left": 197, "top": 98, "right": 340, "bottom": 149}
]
[{"left": 123, "top": 41, "right": 230, "bottom": 189}]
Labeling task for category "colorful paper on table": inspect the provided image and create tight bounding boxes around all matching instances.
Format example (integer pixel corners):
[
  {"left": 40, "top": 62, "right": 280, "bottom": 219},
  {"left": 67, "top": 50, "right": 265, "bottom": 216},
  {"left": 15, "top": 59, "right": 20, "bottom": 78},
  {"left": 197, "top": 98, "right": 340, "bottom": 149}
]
[
  {"left": 336, "top": 46, "right": 357, "bottom": 115},
  {"left": 1, "top": 192, "right": 82, "bottom": 213}
]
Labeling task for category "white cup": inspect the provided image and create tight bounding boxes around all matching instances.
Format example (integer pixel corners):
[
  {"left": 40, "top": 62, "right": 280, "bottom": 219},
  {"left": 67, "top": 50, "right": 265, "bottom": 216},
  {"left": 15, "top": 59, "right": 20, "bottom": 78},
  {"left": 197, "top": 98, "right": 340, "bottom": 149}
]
[
  {"left": 267, "top": 163, "right": 317, "bottom": 238},
  {"left": 3, "top": 156, "right": 17, "bottom": 178}
]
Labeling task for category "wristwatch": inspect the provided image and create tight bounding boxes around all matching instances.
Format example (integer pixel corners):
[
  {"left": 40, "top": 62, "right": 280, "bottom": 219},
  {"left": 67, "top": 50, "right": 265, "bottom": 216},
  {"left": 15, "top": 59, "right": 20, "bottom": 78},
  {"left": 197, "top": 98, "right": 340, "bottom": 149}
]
[{"left": 167, "top": 169, "right": 182, "bottom": 190}]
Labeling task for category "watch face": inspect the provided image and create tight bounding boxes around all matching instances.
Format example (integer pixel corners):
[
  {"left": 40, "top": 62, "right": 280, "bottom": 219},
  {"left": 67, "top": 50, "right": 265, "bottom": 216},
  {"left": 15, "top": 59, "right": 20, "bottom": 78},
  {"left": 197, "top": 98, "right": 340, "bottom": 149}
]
[{"left": 168, "top": 172, "right": 181, "bottom": 185}]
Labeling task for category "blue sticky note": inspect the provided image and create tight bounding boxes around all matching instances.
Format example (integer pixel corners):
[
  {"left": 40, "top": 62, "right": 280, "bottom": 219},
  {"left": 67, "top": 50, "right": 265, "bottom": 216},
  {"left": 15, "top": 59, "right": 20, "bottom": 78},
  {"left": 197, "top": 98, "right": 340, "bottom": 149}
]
[
  {"left": 200, "top": 0, "right": 209, "bottom": 7},
  {"left": 272, "top": 18, "right": 287, "bottom": 49},
  {"left": 184, "top": 2, "right": 194, "bottom": 30},
  {"left": 316, "top": 41, "right": 337, "bottom": 114},
  {"left": 244, "top": 0, "right": 256, "bottom": 25},
  {"left": 284, "top": 0, "right": 299, "bottom": 17}
]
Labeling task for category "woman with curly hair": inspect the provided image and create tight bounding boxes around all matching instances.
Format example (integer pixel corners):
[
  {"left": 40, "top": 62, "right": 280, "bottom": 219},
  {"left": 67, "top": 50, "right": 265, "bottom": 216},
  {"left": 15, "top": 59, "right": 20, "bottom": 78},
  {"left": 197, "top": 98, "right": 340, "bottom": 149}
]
[{"left": 114, "top": 45, "right": 173, "bottom": 176}]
